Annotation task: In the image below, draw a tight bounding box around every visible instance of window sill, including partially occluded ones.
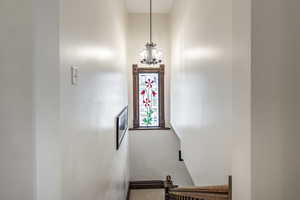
[129,127,171,131]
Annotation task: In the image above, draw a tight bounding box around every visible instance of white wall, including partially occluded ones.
[0,1,62,200]
[170,0,233,186]
[130,130,193,186]
[232,0,252,199]
[1,0,129,200]
[33,0,62,200]
[0,1,35,199]
[251,0,300,199]
[59,0,129,200]
[170,0,300,199]
[127,13,192,186]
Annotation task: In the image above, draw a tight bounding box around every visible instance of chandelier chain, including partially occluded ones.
[139,0,163,65]
[150,0,152,43]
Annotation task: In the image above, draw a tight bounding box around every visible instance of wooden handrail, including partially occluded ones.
[170,185,229,193]
[165,176,232,200]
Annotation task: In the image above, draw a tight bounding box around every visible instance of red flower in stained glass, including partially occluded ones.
[141,90,146,95]
[152,91,157,97]
[143,98,151,107]
[145,79,154,88]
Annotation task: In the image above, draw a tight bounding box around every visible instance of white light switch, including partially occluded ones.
[71,66,78,85]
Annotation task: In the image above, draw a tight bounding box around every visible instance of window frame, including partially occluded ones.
[132,64,167,130]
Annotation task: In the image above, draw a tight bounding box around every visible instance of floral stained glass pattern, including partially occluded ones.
[139,73,159,127]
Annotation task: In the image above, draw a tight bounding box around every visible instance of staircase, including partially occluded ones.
[165,176,232,200]
[128,176,232,200]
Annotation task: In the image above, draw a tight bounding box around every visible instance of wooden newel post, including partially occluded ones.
[229,176,232,200]
[164,175,176,200]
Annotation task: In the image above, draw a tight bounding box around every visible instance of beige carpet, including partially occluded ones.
[130,189,165,200]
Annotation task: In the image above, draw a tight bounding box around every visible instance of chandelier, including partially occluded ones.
[140,0,163,65]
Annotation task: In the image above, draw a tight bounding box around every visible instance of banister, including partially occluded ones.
[165,176,232,200]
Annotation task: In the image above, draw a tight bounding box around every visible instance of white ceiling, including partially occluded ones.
[126,0,174,13]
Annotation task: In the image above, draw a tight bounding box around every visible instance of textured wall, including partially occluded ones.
[170,0,233,186]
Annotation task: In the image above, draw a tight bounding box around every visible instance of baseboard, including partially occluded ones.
[126,180,165,200]
[129,180,165,190]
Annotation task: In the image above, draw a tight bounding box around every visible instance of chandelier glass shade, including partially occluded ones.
[140,42,163,65]
[139,0,163,66]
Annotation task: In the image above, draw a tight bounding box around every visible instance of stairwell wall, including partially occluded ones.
[0,1,36,199]
[232,0,252,199]
[251,0,300,199]
[170,0,233,186]
[0,0,130,200]
[59,0,130,200]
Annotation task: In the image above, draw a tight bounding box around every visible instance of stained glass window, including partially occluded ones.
[139,73,159,127]
[132,65,166,129]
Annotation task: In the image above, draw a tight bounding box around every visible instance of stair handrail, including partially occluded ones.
[165,175,232,200]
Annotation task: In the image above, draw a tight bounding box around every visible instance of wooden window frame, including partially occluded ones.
[131,64,168,130]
